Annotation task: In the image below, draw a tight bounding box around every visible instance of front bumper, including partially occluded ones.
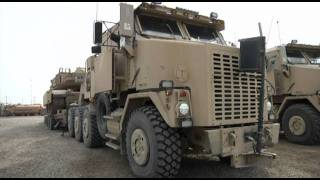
[191,123,280,167]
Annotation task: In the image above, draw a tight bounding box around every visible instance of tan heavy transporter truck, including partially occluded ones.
[43,67,85,130]
[67,2,280,177]
[266,42,320,145]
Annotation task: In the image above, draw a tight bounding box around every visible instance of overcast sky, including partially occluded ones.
[1,2,320,105]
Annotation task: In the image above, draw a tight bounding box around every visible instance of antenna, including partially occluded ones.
[96,2,99,21]
[277,21,282,45]
[258,22,263,37]
[30,78,32,104]
[266,17,274,46]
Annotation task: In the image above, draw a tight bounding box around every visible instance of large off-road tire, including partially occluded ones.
[282,103,320,145]
[96,94,111,140]
[48,116,55,130]
[68,108,75,138]
[44,115,48,127]
[125,106,182,178]
[82,107,104,148]
[74,108,83,142]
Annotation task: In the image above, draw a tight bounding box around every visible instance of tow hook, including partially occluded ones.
[245,135,257,153]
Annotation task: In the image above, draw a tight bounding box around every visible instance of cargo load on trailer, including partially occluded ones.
[43,67,85,130]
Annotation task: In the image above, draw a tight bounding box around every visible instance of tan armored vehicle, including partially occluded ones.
[266,42,320,145]
[67,2,280,177]
[43,67,85,130]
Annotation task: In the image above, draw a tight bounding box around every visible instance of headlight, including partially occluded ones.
[178,102,189,116]
[159,80,174,88]
[267,101,272,112]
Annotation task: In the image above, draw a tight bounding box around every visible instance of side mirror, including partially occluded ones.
[91,46,101,54]
[281,64,290,77]
[239,36,266,73]
[93,21,103,44]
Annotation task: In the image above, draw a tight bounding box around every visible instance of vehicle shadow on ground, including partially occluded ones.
[177,157,271,178]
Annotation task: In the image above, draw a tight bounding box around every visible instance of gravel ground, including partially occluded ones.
[0,116,319,178]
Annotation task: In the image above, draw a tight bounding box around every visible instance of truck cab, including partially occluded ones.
[69,2,280,178]
[266,42,320,144]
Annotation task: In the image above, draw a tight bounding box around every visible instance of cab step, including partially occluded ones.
[106,141,120,150]
[105,133,119,140]
[103,115,114,120]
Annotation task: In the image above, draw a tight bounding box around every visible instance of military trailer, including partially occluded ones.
[67,2,280,177]
[43,67,85,130]
[266,42,320,145]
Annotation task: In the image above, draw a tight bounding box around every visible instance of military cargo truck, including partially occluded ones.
[266,42,320,145]
[43,67,85,130]
[67,2,279,177]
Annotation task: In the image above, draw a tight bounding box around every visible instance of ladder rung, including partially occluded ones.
[103,115,113,120]
[106,141,120,150]
[111,97,120,101]
[105,133,119,140]
[115,76,126,80]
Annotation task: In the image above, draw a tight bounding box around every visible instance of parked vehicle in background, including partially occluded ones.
[266,42,320,145]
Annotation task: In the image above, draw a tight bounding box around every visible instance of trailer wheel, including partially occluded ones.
[282,104,320,145]
[125,106,182,178]
[68,108,75,138]
[74,108,83,142]
[44,115,48,127]
[96,93,111,139]
[48,116,55,130]
[82,107,104,148]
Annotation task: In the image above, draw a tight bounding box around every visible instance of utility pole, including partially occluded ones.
[30,78,32,104]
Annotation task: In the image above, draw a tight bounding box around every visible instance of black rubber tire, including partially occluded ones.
[44,115,48,127]
[282,103,320,145]
[96,94,111,140]
[125,106,182,178]
[68,108,75,138]
[74,108,83,142]
[48,116,55,130]
[82,107,104,148]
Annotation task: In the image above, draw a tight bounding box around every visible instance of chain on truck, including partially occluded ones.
[64,2,280,178]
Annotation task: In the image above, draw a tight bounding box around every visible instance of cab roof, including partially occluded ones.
[135,2,225,32]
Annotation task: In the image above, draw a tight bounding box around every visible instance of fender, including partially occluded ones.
[277,95,320,119]
[120,89,192,130]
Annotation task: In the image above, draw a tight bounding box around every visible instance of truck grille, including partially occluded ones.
[212,53,262,123]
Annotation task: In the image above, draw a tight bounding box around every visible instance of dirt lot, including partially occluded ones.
[0,116,319,178]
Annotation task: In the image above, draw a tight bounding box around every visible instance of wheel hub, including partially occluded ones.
[289,115,306,136]
[131,129,149,166]
[83,117,88,138]
[74,116,79,133]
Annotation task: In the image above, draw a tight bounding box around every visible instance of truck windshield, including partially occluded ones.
[287,50,320,64]
[185,23,221,44]
[287,51,308,64]
[305,51,320,64]
[138,15,182,39]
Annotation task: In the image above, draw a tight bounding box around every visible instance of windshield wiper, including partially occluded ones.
[300,51,312,64]
[166,24,175,38]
